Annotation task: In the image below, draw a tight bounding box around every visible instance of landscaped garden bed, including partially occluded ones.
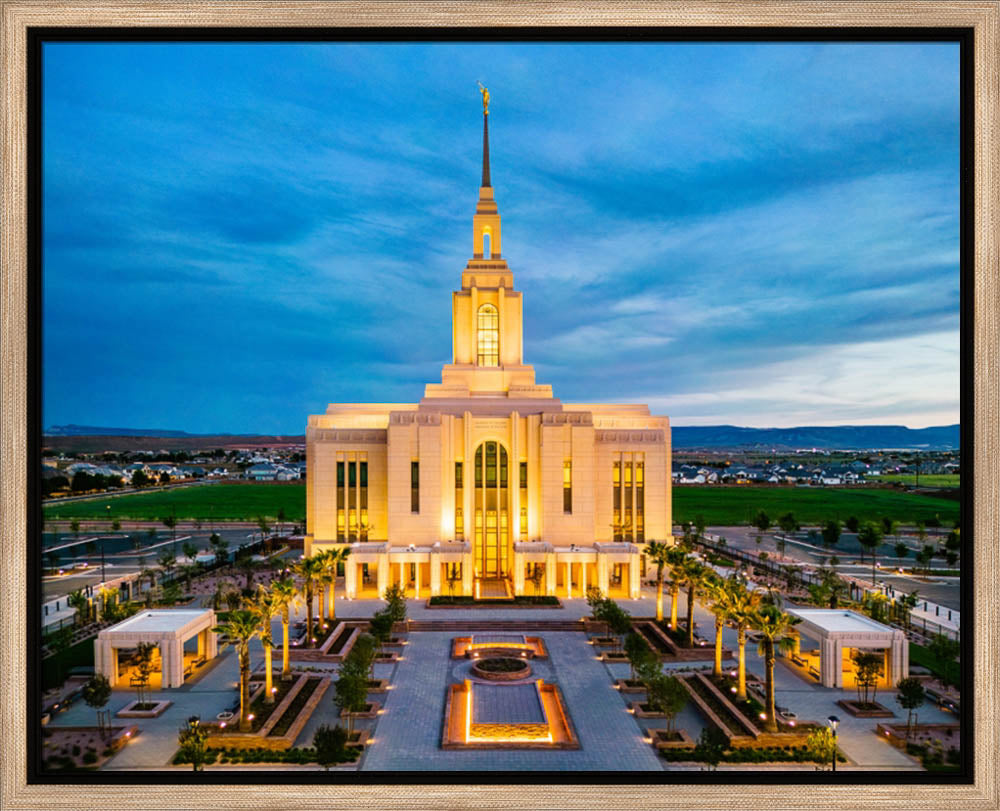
[41,725,136,771]
[339,700,380,720]
[172,745,359,767]
[628,701,665,719]
[269,677,324,736]
[837,698,894,718]
[659,745,845,765]
[366,679,390,693]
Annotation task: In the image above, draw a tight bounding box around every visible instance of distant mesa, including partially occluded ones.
[670,424,959,451]
[44,423,959,451]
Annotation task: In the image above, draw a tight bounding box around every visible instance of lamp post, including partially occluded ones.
[827,715,840,772]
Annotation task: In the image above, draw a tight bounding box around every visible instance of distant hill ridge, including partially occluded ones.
[670,424,959,450]
[45,423,959,450]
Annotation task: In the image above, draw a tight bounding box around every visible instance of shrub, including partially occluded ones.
[71,745,80,756]
[82,751,98,765]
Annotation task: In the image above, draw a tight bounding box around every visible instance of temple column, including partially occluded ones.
[581,561,588,595]
[414,563,421,598]
[345,559,357,599]
[565,561,572,599]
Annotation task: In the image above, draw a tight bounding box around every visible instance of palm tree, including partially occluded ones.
[705,577,741,677]
[182,541,198,563]
[322,547,350,621]
[211,608,261,731]
[67,589,89,627]
[680,558,711,648]
[251,587,280,704]
[665,549,689,631]
[157,550,177,586]
[292,554,325,648]
[730,583,763,700]
[269,576,298,682]
[645,541,673,623]
[749,605,802,732]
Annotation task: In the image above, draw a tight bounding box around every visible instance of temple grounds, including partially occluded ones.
[42,590,957,771]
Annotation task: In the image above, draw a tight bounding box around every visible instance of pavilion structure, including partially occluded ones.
[94,609,218,689]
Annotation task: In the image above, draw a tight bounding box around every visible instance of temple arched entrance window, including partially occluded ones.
[473,441,509,578]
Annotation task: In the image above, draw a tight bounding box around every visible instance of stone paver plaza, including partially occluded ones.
[43,589,957,771]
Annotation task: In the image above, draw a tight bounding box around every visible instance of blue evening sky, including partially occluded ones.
[43,42,960,434]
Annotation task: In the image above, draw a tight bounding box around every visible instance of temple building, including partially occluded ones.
[306,92,672,600]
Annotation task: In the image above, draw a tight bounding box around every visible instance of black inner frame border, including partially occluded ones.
[24,25,975,787]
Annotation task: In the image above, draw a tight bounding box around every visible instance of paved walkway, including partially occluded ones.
[361,631,663,771]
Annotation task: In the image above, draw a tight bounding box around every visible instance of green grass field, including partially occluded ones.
[865,474,960,488]
[671,486,959,526]
[43,483,307,522]
[44,482,960,528]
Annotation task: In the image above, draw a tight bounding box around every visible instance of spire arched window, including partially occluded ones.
[477,303,499,366]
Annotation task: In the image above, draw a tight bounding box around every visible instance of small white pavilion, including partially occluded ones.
[94,609,218,689]
[786,608,908,689]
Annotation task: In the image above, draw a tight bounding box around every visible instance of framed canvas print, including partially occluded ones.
[1,2,997,810]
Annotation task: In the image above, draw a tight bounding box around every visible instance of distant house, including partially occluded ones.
[247,463,278,481]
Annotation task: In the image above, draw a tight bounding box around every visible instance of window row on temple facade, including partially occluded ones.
[336,451,369,542]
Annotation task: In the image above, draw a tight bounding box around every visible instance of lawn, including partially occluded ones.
[672,486,959,526]
[865,474,960,488]
[44,482,960,527]
[43,483,306,522]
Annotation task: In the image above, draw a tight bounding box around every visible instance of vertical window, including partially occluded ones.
[359,459,368,540]
[411,461,420,513]
[520,506,528,536]
[483,231,491,259]
[455,462,463,489]
[636,458,644,542]
[455,461,464,538]
[563,460,572,514]
[519,461,527,489]
[477,304,499,366]
[455,507,464,537]
[336,459,345,541]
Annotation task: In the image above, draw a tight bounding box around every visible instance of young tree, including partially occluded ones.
[585,586,606,634]
[845,515,860,533]
[693,514,707,543]
[604,599,633,655]
[821,520,841,548]
[313,724,349,770]
[111,518,122,532]
[81,674,112,736]
[894,542,909,561]
[852,650,884,707]
[157,550,177,586]
[527,563,544,599]
[369,609,394,658]
[256,515,271,542]
[805,726,838,770]
[162,514,178,541]
[383,583,408,625]
[177,716,210,771]
[624,631,655,681]
[276,507,287,537]
[752,510,771,545]
[182,541,199,563]
[857,522,884,585]
[694,726,727,770]
[132,641,156,707]
[646,674,688,733]
[927,633,961,685]
[895,677,926,739]
[333,665,368,736]
[777,512,798,535]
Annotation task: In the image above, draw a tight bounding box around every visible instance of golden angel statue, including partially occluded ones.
[477,81,489,114]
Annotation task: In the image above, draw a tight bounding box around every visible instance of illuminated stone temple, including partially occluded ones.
[306,90,672,599]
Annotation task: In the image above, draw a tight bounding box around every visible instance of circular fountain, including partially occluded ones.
[471,656,532,682]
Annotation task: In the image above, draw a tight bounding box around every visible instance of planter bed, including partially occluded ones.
[601,652,628,662]
[836,699,894,718]
[324,624,356,656]
[374,652,398,663]
[680,674,753,739]
[345,729,372,749]
[650,729,695,749]
[589,636,618,647]
[366,679,390,693]
[269,677,324,736]
[340,700,380,720]
[614,679,647,694]
[41,725,136,772]
[116,699,172,718]
[629,701,665,719]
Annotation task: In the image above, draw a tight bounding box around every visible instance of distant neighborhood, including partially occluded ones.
[41,446,306,497]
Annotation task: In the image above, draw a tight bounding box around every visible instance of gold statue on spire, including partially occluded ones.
[477,81,489,115]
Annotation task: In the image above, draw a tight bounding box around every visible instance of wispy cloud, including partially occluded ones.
[42,41,960,433]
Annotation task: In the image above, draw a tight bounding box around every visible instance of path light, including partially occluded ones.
[247,714,255,721]
[759,712,767,721]
[730,687,737,694]
[827,715,840,773]
[219,722,226,728]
